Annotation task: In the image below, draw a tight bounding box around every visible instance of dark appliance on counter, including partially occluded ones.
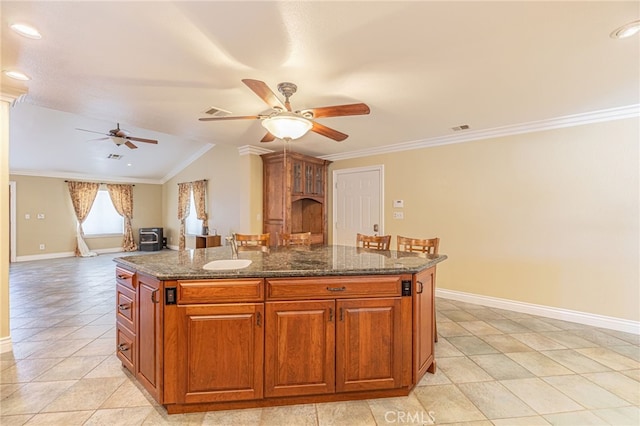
[139,227,163,251]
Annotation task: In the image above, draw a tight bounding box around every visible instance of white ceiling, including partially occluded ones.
[3,1,639,183]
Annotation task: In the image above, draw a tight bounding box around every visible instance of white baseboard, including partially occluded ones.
[436,288,640,335]
[15,247,124,262]
[0,336,12,354]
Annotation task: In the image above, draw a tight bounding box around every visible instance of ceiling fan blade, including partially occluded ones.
[311,122,348,142]
[260,132,276,143]
[199,115,262,122]
[242,79,286,110]
[86,137,110,142]
[304,103,370,119]
[127,136,158,144]
[76,128,108,136]
[124,141,138,149]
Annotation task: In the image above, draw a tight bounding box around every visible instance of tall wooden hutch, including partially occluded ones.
[261,151,330,245]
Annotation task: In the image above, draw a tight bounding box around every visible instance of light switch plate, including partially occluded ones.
[393,211,404,219]
[393,200,404,208]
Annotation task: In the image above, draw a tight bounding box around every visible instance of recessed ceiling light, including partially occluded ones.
[3,70,31,81]
[610,20,640,39]
[9,23,42,39]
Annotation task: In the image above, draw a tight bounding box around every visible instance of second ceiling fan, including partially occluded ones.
[199,79,370,142]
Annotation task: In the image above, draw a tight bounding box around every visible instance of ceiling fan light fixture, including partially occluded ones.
[110,136,126,146]
[610,20,640,38]
[3,70,31,81]
[261,113,312,140]
[9,23,42,39]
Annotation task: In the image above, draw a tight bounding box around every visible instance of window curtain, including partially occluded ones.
[177,182,191,250]
[67,181,100,257]
[192,179,208,232]
[106,184,137,252]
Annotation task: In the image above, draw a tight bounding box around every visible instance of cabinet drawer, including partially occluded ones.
[266,276,402,300]
[116,267,135,290]
[116,325,135,373]
[177,279,264,304]
[116,283,135,331]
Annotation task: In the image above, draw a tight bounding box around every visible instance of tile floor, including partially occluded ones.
[1,252,639,425]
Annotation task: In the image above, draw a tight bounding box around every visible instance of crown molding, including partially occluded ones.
[8,169,163,184]
[0,88,27,104]
[321,104,640,162]
[238,145,273,156]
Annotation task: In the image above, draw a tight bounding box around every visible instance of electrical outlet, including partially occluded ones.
[39,244,45,250]
[393,211,404,219]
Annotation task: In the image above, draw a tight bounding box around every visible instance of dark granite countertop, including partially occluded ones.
[114,245,447,280]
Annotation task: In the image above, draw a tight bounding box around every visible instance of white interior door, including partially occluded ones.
[333,166,383,246]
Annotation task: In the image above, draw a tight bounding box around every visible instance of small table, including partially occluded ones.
[194,235,221,249]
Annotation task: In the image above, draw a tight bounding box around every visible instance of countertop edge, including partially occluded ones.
[114,254,448,281]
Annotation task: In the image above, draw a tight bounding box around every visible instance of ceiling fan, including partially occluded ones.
[76,123,158,149]
[199,79,370,142]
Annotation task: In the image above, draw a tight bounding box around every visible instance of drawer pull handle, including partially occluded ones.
[118,343,129,352]
[329,308,333,322]
[417,281,424,294]
[118,304,130,311]
[117,275,128,280]
[327,286,346,292]
[256,312,262,327]
[151,289,159,304]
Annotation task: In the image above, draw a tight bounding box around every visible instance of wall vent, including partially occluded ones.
[205,106,232,116]
[452,124,470,131]
[107,154,123,160]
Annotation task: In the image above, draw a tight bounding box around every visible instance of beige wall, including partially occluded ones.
[162,144,261,248]
[9,175,162,257]
[1,99,11,340]
[329,118,639,322]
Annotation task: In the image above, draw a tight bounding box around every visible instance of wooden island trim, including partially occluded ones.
[115,264,438,414]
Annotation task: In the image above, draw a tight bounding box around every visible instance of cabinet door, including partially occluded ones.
[336,298,403,392]
[265,300,335,397]
[137,275,163,401]
[413,267,436,383]
[292,159,303,194]
[176,303,264,403]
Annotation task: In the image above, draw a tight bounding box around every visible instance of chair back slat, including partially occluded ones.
[356,233,391,250]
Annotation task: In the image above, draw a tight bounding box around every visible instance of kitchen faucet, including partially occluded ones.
[226,234,238,259]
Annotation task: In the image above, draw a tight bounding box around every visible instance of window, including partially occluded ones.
[185,189,201,235]
[83,189,124,236]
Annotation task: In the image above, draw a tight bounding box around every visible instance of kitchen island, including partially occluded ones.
[114,245,447,414]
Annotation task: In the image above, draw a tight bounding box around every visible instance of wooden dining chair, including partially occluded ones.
[397,235,440,254]
[397,235,440,342]
[356,233,391,250]
[234,233,270,247]
[278,232,312,247]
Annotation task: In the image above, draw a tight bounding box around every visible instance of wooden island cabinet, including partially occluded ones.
[114,245,445,414]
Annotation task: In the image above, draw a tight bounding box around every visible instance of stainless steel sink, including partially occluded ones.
[203,259,252,270]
